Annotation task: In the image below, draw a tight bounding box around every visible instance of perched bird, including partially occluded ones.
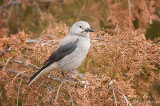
[28,21,94,86]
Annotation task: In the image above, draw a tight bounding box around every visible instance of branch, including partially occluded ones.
[7,0,14,23]
[33,0,42,15]
[112,88,118,106]
[17,78,23,106]
[2,57,13,71]
[26,39,39,43]
[12,59,41,70]
[108,80,132,106]
[66,84,74,106]
[55,81,65,103]
[127,0,132,28]
[92,38,104,41]
[5,68,29,78]
[0,46,13,56]
[0,1,18,9]
[117,90,132,106]
[4,68,78,85]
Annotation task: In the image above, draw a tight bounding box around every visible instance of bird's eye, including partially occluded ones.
[79,26,82,28]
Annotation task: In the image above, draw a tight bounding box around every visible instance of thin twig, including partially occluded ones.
[55,81,65,102]
[26,39,39,43]
[16,2,20,32]
[33,0,42,15]
[7,0,14,23]
[45,84,53,93]
[12,60,41,69]
[58,2,62,11]
[52,77,62,83]
[92,38,104,41]
[39,0,52,2]
[5,68,29,78]
[65,79,77,84]
[146,54,160,66]
[0,1,17,9]
[142,0,152,24]
[66,85,74,106]
[14,71,26,80]
[4,68,66,83]
[127,0,132,28]
[14,73,22,80]
[17,78,23,106]
[76,0,87,20]
[112,88,117,106]
[150,58,160,65]
[83,80,88,99]
[0,46,13,56]
[117,90,132,106]
[3,57,12,71]
[36,81,44,90]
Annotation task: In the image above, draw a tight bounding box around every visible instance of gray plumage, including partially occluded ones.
[28,21,94,86]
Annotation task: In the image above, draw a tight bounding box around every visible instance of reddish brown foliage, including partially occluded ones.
[0,23,160,105]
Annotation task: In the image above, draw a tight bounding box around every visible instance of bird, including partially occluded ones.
[27,21,94,86]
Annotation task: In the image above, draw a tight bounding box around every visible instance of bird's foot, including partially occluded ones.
[61,71,66,78]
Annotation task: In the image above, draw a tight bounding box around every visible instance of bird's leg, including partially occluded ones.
[66,70,75,79]
[61,71,65,78]
[69,70,75,74]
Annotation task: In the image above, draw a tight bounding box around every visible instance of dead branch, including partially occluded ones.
[66,84,74,106]
[7,0,14,23]
[55,81,65,103]
[0,46,13,56]
[127,0,132,28]
[14,71,27,80]
[2,57,13,71]
[108,80,132,106]
[36,81,44,90]
[45,83,53,93]
[33,0,42,15]
[92,38,104,41]
[112,88,118,106]
[17,78,23,106]
[5,68,29,78]
[0,1,18,9]
[117,90,132,106]
[12,59,41,70]
[4,68,79,85]
[16,3,20,32]
[0,0,62,10]
[26,39,39,43]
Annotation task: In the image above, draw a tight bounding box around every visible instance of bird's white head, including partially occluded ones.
[69,21,94,37]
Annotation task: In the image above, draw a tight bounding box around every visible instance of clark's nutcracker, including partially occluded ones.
[28,21,94,86]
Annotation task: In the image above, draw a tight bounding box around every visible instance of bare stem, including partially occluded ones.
[12,59,41,70]
[17,78,23,106]
[0,46,13,56]
[33,0,42,15]
[112,88,117,106]
[3,57,12,71]
[55,81,65,103]
[127,0,132,28]
[117,90,132,106]
[66,85,74,106]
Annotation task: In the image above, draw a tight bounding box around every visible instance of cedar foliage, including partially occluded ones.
[0,0,160,105]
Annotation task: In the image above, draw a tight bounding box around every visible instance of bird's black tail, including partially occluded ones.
[27,68,46,86]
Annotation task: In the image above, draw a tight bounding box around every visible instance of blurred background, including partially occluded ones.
[0,0,160,39]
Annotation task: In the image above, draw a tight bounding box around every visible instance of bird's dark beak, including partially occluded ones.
[84,28,94,32]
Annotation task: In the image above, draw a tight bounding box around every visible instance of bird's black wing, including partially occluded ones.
[28,39,79,85]
[43,39,79,68]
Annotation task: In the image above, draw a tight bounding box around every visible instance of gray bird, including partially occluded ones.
[28,21,94,86]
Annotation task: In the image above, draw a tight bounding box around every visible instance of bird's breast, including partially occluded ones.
[57,37,90,71]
